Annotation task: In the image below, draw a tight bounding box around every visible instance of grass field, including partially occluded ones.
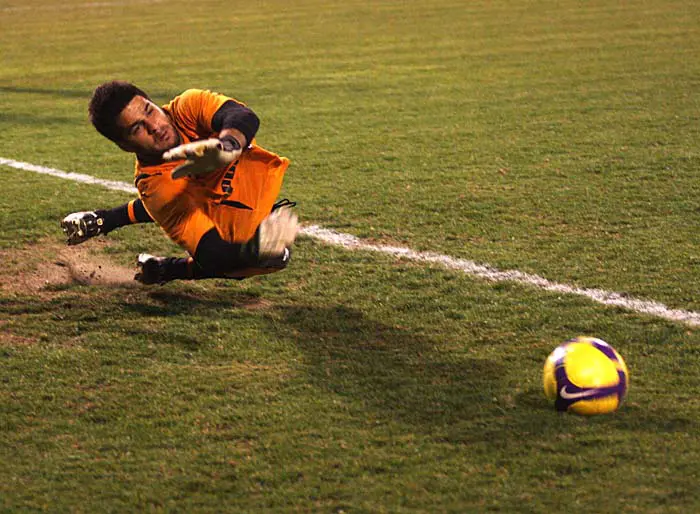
[1,0,699,512]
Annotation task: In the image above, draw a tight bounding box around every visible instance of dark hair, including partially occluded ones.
[88,80,150,142]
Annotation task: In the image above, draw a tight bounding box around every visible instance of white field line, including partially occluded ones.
[0,158,137,194]
[303,225,700,328]
[3,156,699,328]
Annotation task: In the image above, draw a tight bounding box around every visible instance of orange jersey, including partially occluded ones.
[133,89,289,256]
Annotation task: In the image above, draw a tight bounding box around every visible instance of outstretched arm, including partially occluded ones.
[61,198,153,245]
[164,100,261,179]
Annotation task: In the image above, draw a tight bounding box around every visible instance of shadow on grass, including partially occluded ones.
[274,304,507,429]
[270,304,700,444]
[2,285,250,316]
[134,288,266,314]
[1,285,267,352]
[516,388,699,437]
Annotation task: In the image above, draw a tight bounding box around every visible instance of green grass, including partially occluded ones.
[1,0,700,512]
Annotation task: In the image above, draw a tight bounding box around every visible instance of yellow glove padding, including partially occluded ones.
[164,138,242,179]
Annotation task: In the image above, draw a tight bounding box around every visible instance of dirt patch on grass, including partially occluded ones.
[0,239,275,312]
[0,240,136,295]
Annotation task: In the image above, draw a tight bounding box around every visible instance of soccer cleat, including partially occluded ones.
[134,253,170,285]
[61,211,105,245]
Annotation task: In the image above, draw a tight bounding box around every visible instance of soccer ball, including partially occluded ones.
[543,336,629,415]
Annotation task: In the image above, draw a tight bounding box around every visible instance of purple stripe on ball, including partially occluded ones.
[591,339,619,362]
[617,369,628,398]
[554,361,571,412]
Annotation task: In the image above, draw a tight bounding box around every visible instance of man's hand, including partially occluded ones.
[61,211,104,245]
[258,206,299,257]
[164,137,242,179]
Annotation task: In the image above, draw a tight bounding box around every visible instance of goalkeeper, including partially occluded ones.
[61,80,298,285]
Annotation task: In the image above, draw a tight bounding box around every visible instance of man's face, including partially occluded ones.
[116,95,180,156]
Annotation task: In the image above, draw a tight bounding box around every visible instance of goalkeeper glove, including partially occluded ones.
[164,135,242,179]
[61,211,105,245]
[258,206,299,258]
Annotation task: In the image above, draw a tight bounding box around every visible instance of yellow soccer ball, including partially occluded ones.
[543,336,629,415]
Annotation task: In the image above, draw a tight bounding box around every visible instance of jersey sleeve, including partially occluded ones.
[164,89,233,140]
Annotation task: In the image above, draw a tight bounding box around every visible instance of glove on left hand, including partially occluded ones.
[61,211,104,245]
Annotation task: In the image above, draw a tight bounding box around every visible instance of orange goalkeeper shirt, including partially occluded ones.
[133,89,289,256]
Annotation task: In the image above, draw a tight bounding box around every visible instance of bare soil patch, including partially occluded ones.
[0,240,135,295]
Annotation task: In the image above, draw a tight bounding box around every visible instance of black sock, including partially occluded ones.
[163,258,195,281]
[97,200,153,234]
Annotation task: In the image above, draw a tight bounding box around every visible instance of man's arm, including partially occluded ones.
[61,198,153,245]
[164,100,261,179]
[211,100,260,148]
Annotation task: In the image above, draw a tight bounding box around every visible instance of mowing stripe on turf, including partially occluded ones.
[1,0,165,13]
[2,156,699,328]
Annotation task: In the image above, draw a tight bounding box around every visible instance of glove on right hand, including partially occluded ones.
[164,138,242,179]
